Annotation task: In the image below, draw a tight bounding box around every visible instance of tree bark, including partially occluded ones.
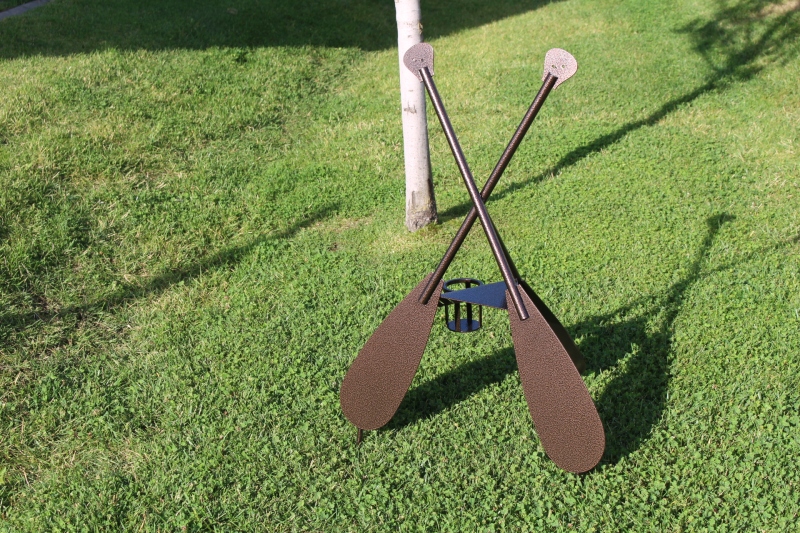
[395,0,437,232]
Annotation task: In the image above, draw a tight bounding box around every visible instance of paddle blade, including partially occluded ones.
[340,274,443,430]
[519,280,586,373]
[507,287,605,473]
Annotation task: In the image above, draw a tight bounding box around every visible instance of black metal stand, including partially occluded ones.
[441,278,483,332]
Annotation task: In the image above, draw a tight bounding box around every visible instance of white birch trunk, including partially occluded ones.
[395,0,437,231]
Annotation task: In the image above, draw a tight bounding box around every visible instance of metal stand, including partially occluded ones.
[441,278,483,332]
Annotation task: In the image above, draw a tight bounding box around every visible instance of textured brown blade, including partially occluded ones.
[519,280,586,373]
[340,274,443,430]
[507,286,605,473]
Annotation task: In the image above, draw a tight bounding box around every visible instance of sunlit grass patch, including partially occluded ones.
[1,0,799,530]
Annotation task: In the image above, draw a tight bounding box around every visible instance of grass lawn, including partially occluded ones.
[1,0,799,530]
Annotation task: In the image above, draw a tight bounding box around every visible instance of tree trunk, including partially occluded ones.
[395,0,437,232]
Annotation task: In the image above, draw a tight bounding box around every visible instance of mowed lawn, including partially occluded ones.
[1,0,799,530]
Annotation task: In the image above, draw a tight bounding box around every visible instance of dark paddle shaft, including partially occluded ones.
[419,73,557,305]
[418,66,530,320]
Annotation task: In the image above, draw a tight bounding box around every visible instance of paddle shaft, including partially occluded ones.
[419,66,529,320]
[419,73,557,305]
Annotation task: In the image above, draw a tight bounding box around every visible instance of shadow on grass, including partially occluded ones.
[0,0,558,59]
[387,346,518,431]
[584,213,734,463]
[388,213,733,464]
[0,203,338,342]
[437,0,800,223]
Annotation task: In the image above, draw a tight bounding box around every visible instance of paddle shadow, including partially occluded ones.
[388,213,733,464]
[583,213,734,463]
[387,345,518,430]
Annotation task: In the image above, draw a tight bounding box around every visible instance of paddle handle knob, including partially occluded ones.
[403,42,434,81]
[543,48,577,89]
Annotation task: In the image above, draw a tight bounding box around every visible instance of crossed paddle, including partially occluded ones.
[340,44,604,473]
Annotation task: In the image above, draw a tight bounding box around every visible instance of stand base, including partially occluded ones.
[441,278,484,333]
[446,318,481,332]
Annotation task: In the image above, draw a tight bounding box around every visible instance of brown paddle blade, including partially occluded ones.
[340,274,444,430]
[519,280,586,374]
[507,286,605,473]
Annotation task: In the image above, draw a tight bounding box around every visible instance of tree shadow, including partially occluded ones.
[387,213,733,464]
[437,0,800,223]
[0,203,338,346]
[0,0,559,59]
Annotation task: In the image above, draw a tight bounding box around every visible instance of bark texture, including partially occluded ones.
[395,0,437,231]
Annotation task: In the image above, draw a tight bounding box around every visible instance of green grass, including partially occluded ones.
[1,0,799,530]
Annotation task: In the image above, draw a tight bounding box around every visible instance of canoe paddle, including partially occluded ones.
[340,48,568,433]
[410,43,605,473]
[340,45,604,472]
